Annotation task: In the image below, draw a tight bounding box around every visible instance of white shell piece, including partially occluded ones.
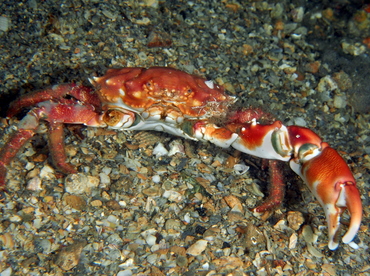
[289,233,298,249]
[27,177,42,191]
[233,164,249,175]
[152,175,161,183]
[0,267,12,276]
[307,243,324,258]
[168,140,185,156]
[152,143,168,157]
[186,239,208,256]
[204,80,214,89]
[163,190,183,202]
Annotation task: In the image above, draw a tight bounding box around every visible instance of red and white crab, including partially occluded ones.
[0,67,362,250]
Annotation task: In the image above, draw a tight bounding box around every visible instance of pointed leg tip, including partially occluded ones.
[342,228,359,245]
[328,240,339,250]
[347,241,359,250]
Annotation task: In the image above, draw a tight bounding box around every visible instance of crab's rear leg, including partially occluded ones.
[253,159,285,212]
[226,109,286,211]
[0,102,104,187]
[48,123,77,174]
[7,84,100,117]
[0,128,36,188]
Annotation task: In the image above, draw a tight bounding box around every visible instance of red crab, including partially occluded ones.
[0,67,362,250]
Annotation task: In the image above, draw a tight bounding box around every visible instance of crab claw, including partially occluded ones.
[290,143,362,250]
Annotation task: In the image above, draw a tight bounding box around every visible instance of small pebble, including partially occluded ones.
[146,253,158,264]
[99,172,110,186]
[289,233,298,249]
[152,175,161,183]
[65,174,99,195]
[117,270,133,276]
[287,211,305,230]
[163,190,183,202]
[223,195,243,213]
[0,233,14,249]
[0,16,9,32]
[165,219,181,231]
[91,199,103,207]
[0,267,12,276]
[333,95,347,109]
[39,165,55,180]
[64,195,87,210]
[186,239,208,256]
[26,177,42,191]
[55,241,86,271]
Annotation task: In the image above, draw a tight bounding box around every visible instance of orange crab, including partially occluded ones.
[0,67,362,250]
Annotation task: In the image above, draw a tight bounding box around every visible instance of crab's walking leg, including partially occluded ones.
[0,129,36,188]
[0,102,104,187]
[48,123,77,174]
[0,113,40,188]
[253,159,285,212]
[7,84,100,117]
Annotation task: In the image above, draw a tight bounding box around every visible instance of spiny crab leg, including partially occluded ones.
[0,127,36,188]
[7,84,100,117]
[48,122,77,174]
[0,85,104,187]
[254,159,285,213]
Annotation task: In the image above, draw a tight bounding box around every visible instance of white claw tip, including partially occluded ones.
[342,224,360,244]
[347,241,359,250]
[328,240,339,251]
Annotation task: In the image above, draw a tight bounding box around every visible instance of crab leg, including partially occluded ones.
[0,102,103,187]
[7,84,100,117]
[48,123,77,174]
[254,159,285,212]
[193,120,362,249]
[0,128,36,188]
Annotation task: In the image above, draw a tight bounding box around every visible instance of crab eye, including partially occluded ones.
[146,82,151,87]
[185,88,192,95]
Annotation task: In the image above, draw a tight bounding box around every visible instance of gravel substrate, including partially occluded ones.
[0,1,369,275]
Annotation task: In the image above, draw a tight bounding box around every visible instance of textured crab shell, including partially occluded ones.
[91,67,236,119]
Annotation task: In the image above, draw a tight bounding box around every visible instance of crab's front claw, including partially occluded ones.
[290,143,362,250]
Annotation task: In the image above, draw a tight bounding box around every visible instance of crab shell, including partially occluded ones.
[91,67,236,122]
